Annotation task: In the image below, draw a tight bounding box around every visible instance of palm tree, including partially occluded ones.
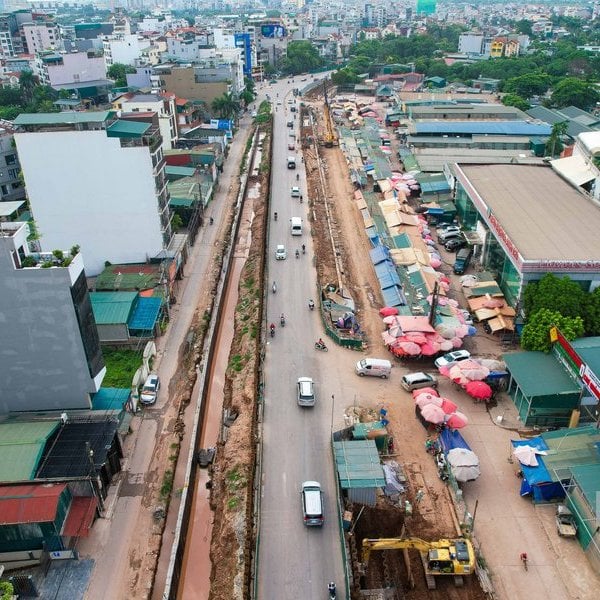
[211,93,241,120]
[19,70,38,105]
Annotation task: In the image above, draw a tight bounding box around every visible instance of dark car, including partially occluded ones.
[444,238,466,252]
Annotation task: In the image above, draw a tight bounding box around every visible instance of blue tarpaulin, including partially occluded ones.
[511,438,566,502]
[375,262,401,289]
[370,245,391,265]
[439,429,471,454]
[382,286,405,308]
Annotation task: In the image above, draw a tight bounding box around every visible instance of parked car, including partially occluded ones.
[459,309,474,326]
[140,374,160,405]
[287,121,294,128]
[556,505,578,538]
[437,223,460,233]
[288,142,295,150]
[276,244,287,260]
[401,372,438,391]
[439,229,462,243]
[434,350,471,368]
[444,238,466,252]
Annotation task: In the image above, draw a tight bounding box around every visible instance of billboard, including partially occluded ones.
[210,119,232,131]
[261,24,286,39]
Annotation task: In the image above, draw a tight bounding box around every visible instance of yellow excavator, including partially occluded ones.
[362,537,475,590]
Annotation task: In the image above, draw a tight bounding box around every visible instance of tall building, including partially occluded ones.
[0,221,105,413]
[13,111,172,276]
[416,0,437,16]
[0,121,25,204]
[22,21,61,54]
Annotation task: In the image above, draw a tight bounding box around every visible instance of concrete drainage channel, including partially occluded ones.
[161,128,259,600]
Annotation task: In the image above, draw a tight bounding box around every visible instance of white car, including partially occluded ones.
[291,186,301,197]
[434,350,471,369]
[460,309,474,326]
[275,244,287,260]
[297,377,315,406]
[140,374,160,405]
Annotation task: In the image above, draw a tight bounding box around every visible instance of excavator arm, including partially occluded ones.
[362,537,433,564]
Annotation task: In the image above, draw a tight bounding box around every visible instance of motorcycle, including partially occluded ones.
[315,341,328,352]
[280,313,285,326]
[295,249,300,258]
[274,212,278,221]
[272,281,277,294]
[270,324,275,338]
[308,299,315,311]
[296,173,299,181]
[328,582,336,599]
[302,244,306,254]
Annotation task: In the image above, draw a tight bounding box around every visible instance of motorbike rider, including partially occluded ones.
[302,244,305,254]
[270,322,275,331]
[280,313,285,324]
[317,338,325,347]
[296,173,299,181]
[295,249,299,258]
[274,211,278,221]
[308,299,315,310]
[328,582,336,597]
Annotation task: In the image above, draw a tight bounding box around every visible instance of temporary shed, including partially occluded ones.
[503,352,580,427]
[333,440,385,507]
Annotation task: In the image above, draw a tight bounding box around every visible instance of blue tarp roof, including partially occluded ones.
[511,438,552,485]
[128,296,162,331]
[382,285,405,308]
[440,429,472,454]
[370,245,391,265]
[414,121,552,136]
[375,263,401,289]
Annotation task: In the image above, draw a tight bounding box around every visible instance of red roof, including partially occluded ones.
[62,496,97,537]
[175,97,189,106]
[0,483,66,525]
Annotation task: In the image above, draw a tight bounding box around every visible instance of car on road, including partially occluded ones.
[434,349,471,369]
[275,244,287,260]
[140,374,160,405]
[297,376,315,406]
[444,237,466,252]
[288,142,295,150]
[291,186,301,197]
[301,481,324,526]
[287,120,293,128]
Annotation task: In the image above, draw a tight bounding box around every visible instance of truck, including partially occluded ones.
[287,155,296,169]
[453,247,473,275]
[556,504,578,538]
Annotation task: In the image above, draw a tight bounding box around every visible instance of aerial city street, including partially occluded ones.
[0,1,600,600]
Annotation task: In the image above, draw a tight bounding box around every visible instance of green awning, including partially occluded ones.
[170,197,195,208]
[106,120,151,138]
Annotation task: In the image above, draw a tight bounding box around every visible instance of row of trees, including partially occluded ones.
[520,274,600,352]
[332,29,600,110]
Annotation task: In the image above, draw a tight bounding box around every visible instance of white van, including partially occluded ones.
[301,481,324,526]
[355,358,392,379]
[290,216,302,236]
[400,371,438,392]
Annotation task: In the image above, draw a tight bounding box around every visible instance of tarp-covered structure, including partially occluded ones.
[333,439,385,507]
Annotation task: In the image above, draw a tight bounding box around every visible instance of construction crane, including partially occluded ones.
[361,537,475,590]
[322,81,337,148]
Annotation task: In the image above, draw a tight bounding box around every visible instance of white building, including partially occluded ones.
[36,51,107,87]
[22,22,61,54]
[114,92,178,151]
[13,111,172,276]
[458,33,485,55]
[103,34,142,67]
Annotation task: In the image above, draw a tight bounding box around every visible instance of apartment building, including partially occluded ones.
[22,21,61,54]
[13,111,172,276]
[0,120,25,203]
[102,33,142,67]
[0,221,105,412]
[35,50,107,87]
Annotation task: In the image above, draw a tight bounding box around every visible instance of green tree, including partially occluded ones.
[19,69,38,104]
[211,92,240,119]
[280,40,323,75]
[550,77,600,110]
[331,68,361,85]
[239,89,254,106]
[503,73,551,99]
[0,581,14,600]
[501,93,530,111]
[521,309,584,352]
[581,287,600,336]
[107,63,136,87]
[545,121,569,157]
[523,274,585,318]
[515,19,533,36]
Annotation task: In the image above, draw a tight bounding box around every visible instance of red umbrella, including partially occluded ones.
[415,393,442,409]
[420,403,446,424]
[412,387,439,399]
[445,411,469,429]
[440,398,458,414]
[465,380,493,401]
[380,307,399,317]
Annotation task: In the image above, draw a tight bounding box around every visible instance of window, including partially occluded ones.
[1,184,8,195]
[8,168,19,179]
[5,153,16,165]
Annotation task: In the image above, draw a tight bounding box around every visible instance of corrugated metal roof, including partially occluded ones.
[62,495,97,537]
[91,387,130,411]
[165,165,196,177]
[13,111,112,126]
[414,121,552,136]
[90,292,137,325]
[128,296,162,330]
[502,351,579,396]
[0,483,66,524]
[0,421,59,482]
[333,440,385,489]
[106,119,151,138]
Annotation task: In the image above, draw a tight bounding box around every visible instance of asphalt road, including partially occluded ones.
[256,77,346,599]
